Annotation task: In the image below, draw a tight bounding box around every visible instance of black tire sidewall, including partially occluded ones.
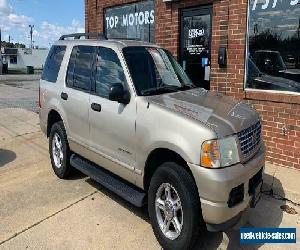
[148,162,201,250]
[49,121,71,178]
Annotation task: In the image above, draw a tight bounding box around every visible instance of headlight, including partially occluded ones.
[200,136,240,168]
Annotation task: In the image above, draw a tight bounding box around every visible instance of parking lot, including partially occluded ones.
[0,75,299,249]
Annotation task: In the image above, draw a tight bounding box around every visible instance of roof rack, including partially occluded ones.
[59,33,106,41]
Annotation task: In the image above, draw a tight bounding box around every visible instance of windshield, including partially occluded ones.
[123,47,193,96]
[254,51,287,71]
[248,58,262,77]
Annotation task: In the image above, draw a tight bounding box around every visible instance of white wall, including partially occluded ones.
[8,48,49,70]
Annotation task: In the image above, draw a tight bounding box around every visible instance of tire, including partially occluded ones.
[148,162,202,250]
[49,121,72,179]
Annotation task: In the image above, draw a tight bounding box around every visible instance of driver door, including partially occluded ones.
[88,46,136,182]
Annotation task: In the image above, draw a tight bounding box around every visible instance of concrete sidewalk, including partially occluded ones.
[0,108,299,249]
[0,74,41,81]
[264,162,300,204]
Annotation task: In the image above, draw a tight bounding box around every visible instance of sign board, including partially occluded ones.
[105,0,155,42]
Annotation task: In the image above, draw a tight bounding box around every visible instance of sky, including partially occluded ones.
[0,0,84,48]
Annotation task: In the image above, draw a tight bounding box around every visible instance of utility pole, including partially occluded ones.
[0,28,2,53]
[29,25,34,49]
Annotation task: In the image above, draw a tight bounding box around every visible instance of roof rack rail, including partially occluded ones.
[59,33,106,40]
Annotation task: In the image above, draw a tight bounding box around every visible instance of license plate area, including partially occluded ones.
[249,168,263,208]
[250,181,262,208]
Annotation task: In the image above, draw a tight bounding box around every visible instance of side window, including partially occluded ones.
[95,47,126,98]
[66,47,77,87]
[42,45,66,83]
[66,46,95,91]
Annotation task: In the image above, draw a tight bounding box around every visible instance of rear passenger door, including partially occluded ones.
[89,47,136,181]
[62,45,95,147]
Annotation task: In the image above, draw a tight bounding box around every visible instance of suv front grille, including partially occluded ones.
[237,121,262,157]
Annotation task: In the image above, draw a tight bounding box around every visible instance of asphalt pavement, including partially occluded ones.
[0,74,40,113]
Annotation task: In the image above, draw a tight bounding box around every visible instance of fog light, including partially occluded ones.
[228,184,244,208]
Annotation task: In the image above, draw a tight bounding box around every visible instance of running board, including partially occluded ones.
[70,154,146,207]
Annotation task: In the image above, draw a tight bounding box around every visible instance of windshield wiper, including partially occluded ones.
[141,85,182,96]
[178,84,195,90]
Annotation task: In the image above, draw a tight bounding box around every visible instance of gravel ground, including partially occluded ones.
[0,75,40,113]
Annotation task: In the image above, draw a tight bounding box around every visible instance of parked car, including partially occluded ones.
[253,50,300,83]
[247,58,300,92]
[39,33,264,249]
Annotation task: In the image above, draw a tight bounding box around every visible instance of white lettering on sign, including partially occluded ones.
[252,0,299,11]
[188,29,205,39]
[106,10,155,29]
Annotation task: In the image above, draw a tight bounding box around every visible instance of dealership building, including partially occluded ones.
[85,0,300,169]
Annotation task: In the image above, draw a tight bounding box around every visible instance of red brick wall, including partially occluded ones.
[85,0,300,170]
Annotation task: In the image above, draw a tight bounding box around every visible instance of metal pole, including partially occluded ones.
[29,25,34,49]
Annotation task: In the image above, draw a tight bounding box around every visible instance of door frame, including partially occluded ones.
[179,5,213,67]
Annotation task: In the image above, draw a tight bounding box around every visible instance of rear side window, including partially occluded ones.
[42,45,66,83]
[66,46,95,91]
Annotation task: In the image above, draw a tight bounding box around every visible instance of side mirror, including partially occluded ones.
[108,83,130,105]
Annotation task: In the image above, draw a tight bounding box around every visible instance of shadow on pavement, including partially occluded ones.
[84,171,285,250]
[86,178,150,222]
[0,149,16,167]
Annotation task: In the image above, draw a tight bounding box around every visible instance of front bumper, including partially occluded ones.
[189,146,265,228]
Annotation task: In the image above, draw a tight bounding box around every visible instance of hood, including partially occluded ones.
[255,74,300,92]
[148,88,260,137]
[280,68,300,75]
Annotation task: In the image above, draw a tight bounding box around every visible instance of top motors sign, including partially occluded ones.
[104,0,155,42]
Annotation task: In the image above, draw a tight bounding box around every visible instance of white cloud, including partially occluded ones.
[0,0,33,32]
[36,19,84,46]
[0,0,84,48]
[0,0,12,15]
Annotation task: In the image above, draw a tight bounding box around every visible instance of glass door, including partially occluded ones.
[181,6,212,90]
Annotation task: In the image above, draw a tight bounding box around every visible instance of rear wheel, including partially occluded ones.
[49,121,72,179]
[148,162,202,250]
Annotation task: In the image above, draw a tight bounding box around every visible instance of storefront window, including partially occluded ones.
[104,0,155,43]
[246,0,300,93]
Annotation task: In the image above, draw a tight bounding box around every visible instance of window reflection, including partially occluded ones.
[105,0,155,43]
[247,0,300,92]
[95,48,126,98]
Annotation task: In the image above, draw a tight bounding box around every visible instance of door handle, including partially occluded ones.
[61,92,68,101]
[91,103,101,112]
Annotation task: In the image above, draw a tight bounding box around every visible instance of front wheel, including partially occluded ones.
[148,162,202,250]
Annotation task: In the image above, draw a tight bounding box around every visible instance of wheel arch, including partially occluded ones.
[143,147,197,193]
[47,109,63,137]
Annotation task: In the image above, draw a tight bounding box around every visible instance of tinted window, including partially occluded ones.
[42,45,66,83]
[123,47,193,95]
[246,0,300,93]
[95,47,126,98]
[66,47,77,87]
[123,47,156,95]
[66,46,95,91]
